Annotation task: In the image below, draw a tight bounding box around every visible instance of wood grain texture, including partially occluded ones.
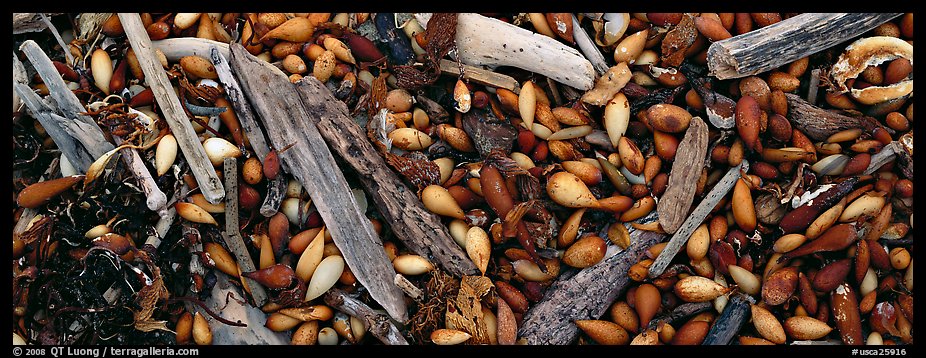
[785,93,887,141]
[438,59,520,94]
[223,157,268,306]
[648,161,749,279]
[324,289,409,345]
[708,13,902,80]
[292,78,479,278]
[657,117,709,234]
[701,293,754,345]
[228,43,408,322]
[210,46,270,160]
[518,213,666,345]
[120,13,225,204]
[416,13,595,90]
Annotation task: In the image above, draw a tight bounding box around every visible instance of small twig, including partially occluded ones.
[807,68,822,105]
[223,157,268,306]
[38,13,75,66]
[324,289,409,345]
[864,141,901,175]
[259,176,287,217]
[701,293,754,345]
[438,59,521,94]
[572,14,609,76]
[394,274,424,302]
[167,296,248,327]
[112,135,169,217]
[649,161,749,278]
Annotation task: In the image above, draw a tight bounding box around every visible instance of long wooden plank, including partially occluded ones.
[119,13,225,204]
[227,43,408,323]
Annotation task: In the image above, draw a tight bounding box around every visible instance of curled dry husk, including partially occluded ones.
[830,36,914,105]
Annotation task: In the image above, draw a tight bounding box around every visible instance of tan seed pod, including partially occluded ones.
[261,17,316,42]
[552,106,589,126]
[175,311,194,344]
[91,49,113,94]
[674,275,734,302]
[202,137,242,166]
[751,304,786,344]
[431,329,472,345]
[282,54,307,74]
[393,254,434,276]
[17,175,84,209]
[738,336,775,345]
[686,224,710,260]
[635,283,661,329]
[630,329,660,345]
[784,316,833,340]
[496,299,517,345]
[192,312,213,345]
[304,255,344,301]
[670,319,710,345]
[437,124,475,153]
[278,305,334,322]
[585,64,632,107]
[613,29,648,64]
[732,178,756,231]
[576,320,630,345]
[609,301,639,334]
[466,226,491,275]
[265,312,303,332]
[839,194,885,222]
[155,134,177,177]
[176,202,217,225]
[728,264,761,295]
[204,242,238,277]
[317,327,339,345]
[453,79,471,113]
[519,81,537,128]
[547,172,601,208]
[388,127,432,150]
[313,50,336,82]
[558,208,586,247]
[179,55,218,80]
[295,230,325,281]
[189,193,225,214]
[421,185,466,219]
[806,197,847,239]
[512,259,559,282]
[563,235,607,268]
[323,37,356,65]
[617,137,644,175]
[292,320,319,345]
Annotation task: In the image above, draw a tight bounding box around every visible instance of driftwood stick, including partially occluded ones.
[13,13,51,34]
[324,289,409,345]
[438,59,520,94]
[120,13,225,204]
[807,69,822,105]
[112,135,169,216]
[210,46,270,160]
[38,13,74,65]
[572,14,609,76]
[416,13,595,90]
[394,274,424,302]
[151,38,230,63]
[191,272,290,345]
[647,302,713,331]
[785,93,886,141]
[224,157,268,306]
[864,142,901,175]
[259,175,286,218]
[649,161,749,279]
[229,43,408,322]
[708,13,902,80]
[656,117,708,234]
[143,206,175,249]
[701,293,754,345]
[292,78,479,278]
[15,84,96,172]
[20,40,114,160]
[518,213,666,345]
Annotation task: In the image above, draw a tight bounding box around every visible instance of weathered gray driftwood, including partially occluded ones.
[324,289,409,345]
[438,59,521,94]
[228,43,408,322]
[785,93,887,142]
[293,78,479,278]
[120,13,225,204]
[518,213,666,344]
[416,13,595,90]
[152,38,230,63]
[656,117,709,234]
[112,135,168,216]
[702,293,754,345]
[223,157,268,306]
[15,84,95,172]
[572,14,609,76]
[708,13,903,80]
[649,161,749,279]
[209,46,270,160]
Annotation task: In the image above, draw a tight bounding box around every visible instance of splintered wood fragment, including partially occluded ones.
[223,157,268,306]
[151,38,230,63]
[416,13,595,90]
[707,13,902,80]
[785,93,887,141]
[864,141,901,175]
[702,293,754,345]
[292,78,479,278]
[518,213,666,345]
[228,43,408,322]
[649,161,749,279]
[259,175,286,217]
[120,13,225,204]
[113,135,168,216]
[657,117,708,234]
[394,274,424,302]
[439,59,520,94]
[807,69,822,105]
[13,13,51,34]
[19,40,115,167]
[572,14,609,76]
[143,206,175,249]
[324,289,409,345]
[210,46,270,160]
[14,84,95,172]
